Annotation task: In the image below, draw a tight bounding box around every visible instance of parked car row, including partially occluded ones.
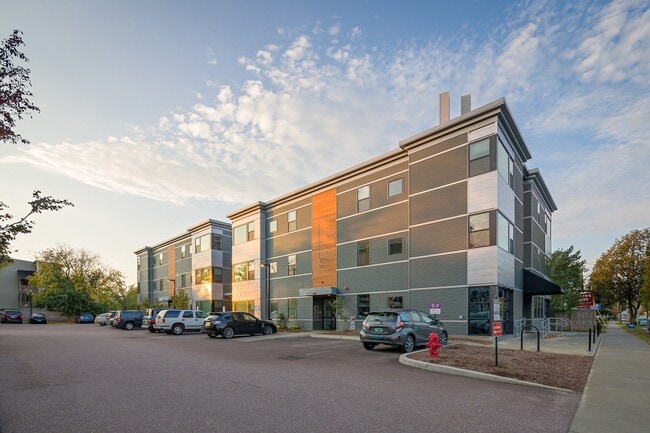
[0,310,48,324]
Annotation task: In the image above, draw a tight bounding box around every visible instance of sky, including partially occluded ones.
[1,0,648,286]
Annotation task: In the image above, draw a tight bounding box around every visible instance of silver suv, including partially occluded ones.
[154,309,208,335]
[359,308,448,353]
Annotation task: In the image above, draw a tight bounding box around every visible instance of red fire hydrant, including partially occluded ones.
[426,332,442,360]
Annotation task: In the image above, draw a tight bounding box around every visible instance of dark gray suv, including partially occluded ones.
[359,308,448,353]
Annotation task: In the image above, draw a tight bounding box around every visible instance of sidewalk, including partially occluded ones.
[569,322,650,433]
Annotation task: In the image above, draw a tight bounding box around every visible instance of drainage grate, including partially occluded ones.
[278,355,304,361]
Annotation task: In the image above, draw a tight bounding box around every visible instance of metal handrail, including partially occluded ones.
[514,318,527,337]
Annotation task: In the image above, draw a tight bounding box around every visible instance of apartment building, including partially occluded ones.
[134,219,232,312]
[228,94,560,335]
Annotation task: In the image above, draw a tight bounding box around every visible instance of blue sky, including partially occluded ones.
[1,0,648,285]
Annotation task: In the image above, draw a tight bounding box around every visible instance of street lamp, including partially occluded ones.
[259,263,271,320]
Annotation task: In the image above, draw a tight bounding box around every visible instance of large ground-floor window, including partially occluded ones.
[469,286,490,335]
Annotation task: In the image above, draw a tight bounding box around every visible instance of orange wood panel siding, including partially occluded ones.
[167,246,176,296]
[311,189,337,287]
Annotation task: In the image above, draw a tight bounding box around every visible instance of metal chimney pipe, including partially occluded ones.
[461,94,471,115]
[439,92,450,124]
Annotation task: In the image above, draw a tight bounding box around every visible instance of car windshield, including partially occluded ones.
[366,312,398,323]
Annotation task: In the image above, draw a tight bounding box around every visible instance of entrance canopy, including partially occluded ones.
[523,270,563,295]
[299,286,338,297]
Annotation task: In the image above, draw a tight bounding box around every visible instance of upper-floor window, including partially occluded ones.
[497,213,514,254]
[234,223,254,245]
[269,219,277,234]
[469,138,491,177]
[269,261,278,274]
[357,240,370,266]
[469,212,491,248]
[288,210,297,232]
[195,267,223,284]
[195,234,221,253]
[288,255,297,275]
[388,178,403,197]
[157,253,165,266]
[388,237,403,255]
[234,261,255,282]
[213,235,223,250]
[357,186,370,212]
[497,139,514,187]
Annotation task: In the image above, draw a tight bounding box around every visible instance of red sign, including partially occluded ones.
[578,292,595,309]
[492,321,502,337]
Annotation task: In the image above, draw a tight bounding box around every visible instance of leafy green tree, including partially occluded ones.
[549,246,587,314]
[589,228,649,323]
[170,289,189,309]
[30,244,126,315]
[1,29,39,145]
[116,285,139,310]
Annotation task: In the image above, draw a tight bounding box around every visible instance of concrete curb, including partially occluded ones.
[399,350,573,392]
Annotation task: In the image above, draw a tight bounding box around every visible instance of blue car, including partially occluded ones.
[75,313,94,323]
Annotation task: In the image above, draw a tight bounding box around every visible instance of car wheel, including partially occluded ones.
[222,326,234,339]
[124,322,134,330]
[401,334,415,353]
[148,327,157,333]
[171,324,184,335]
[439,331,448,346]
[363,342,376,350]
[262,326,273,336]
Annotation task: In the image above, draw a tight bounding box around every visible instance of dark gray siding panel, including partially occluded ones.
[410,217,467,257]
[335,161,409,194]
[515,260,523,290]
[514,229,523,261]
[410,147,468,194]
[175,258,191,274]
[267,229,312,258]
[338,233,409,268]
[409,133,468,164]
[410,182,467,226]
[271,275,313,298]
[337,190,357,218]
[409,288,468,322]
[268,251,312,278]
[268,204,312,237]
[267,197,312,219]
[338,262,409,293]
[337,202,408,243]
[410,252,467,288]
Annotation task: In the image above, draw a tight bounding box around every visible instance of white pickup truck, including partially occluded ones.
[154,309,208,335]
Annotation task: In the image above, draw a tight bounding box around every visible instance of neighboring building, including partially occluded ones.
[227,94,561,335]
[0,258,37,310]
[134,219,232,312]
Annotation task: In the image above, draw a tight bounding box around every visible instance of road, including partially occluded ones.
[0,325,581,433]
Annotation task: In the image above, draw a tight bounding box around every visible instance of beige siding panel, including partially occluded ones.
[467,246,497,286]
[468,171,497,214]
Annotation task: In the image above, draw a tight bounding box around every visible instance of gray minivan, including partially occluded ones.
[359,308,448,353]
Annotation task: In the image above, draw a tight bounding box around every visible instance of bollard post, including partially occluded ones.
[593,326,596,343]
[588,328,592,352]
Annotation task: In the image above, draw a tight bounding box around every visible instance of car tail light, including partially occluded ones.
[395,317,403,330]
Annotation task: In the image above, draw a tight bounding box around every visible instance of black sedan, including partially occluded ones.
[29,313,47,324]
[201,311,277,339]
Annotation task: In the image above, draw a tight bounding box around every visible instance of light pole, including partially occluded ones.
[259,263,271,320]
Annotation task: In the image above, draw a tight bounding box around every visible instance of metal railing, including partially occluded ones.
[514,318,527,337]
[548,317,571,335]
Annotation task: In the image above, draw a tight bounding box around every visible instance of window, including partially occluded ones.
[388,237,403,255]
[195,267,222,284]
[183,310,193,318]
[247,222,255,241]
[234,262,255,282]
[212,235,223,250]
[288,298,297,319]
[288,255,296,275]
[387,296,403,309]
[357,186,370,212]
[180,273,190,288]
[234,224,247,245]
[234,301,255,315]
[288,211,297,232]
[469,287,490,335]
[497,213,514,253]
[269,219,277,234]
[270,261,278,274]
[357,240,369,266]
[180,244,189,259]
[195,234,220,253]
[469,138,491,177]
[137,257,141,270]
[497,139,514,187]
[357,294,369,319]
[388,178,403,197]
[469,212,491,248]
[158,279,164,291]
[158,253,164,266]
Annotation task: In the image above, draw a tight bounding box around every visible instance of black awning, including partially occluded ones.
[523,269,563,295]
[17,270,35,279]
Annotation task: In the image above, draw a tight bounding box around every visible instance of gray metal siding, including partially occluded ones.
[410,147,467,194]
[337,202,408,243]
[335,161,409,194]
[267,204,312,238]
[410,252,468,288]
[267,229,312,258]
[338,233,408,268]
[410,217,467,257]
[338,262,409,293]
[267,197,312,218]
[410,182,467,226]
[271,275,313,298]
[409,287,468,322]
[408,132,468,164]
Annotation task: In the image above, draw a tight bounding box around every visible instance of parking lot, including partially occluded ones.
[0,325,581,433]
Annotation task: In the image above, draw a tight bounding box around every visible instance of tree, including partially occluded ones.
[589,228,649,323]
[1,30,40,145]
[30,244,127,315]
[549,246,587,315]
[170,289,189,309]
[0,191,74,265]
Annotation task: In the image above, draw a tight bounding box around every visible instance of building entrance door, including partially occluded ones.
[312,297,336,331]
